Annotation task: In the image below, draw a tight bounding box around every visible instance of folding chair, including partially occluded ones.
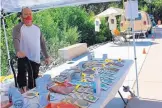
[112,29,128,45]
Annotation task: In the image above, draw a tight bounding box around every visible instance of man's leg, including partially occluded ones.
[27,60,40,89]
[32,62,40,87]
[17,58,27,92]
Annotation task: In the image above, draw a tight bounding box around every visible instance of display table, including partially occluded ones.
[1,59,133,108]
[88,60,133,108]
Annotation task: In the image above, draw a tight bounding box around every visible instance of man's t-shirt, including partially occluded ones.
[20,24,41,63]
[12,22,49,64]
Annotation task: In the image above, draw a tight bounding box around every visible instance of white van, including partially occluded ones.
[120,11,152,37]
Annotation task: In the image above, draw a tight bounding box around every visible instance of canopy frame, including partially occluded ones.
[1,0,139,98]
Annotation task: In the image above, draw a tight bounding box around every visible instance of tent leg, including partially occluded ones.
[131,19,139,98]
[2,16,11,74]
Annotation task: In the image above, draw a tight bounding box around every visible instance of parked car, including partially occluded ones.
[120,11,152,37]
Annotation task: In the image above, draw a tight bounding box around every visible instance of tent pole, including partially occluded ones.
[2,16,11,74]
[131,19,139,98]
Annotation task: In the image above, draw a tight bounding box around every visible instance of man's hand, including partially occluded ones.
[45,57,50,65]
[16,51,26,58]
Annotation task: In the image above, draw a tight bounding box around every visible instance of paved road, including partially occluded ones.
[133,29,162,100]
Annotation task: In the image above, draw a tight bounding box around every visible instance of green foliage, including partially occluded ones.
[64,26,79,45]
[1,14,20,76]
[138,0,162,21]
[151,0,162,20]
[2,0,161,75]
[1,6,111,75]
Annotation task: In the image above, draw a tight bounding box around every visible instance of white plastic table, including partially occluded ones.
[1,59,133,108]
[88,59,133,108]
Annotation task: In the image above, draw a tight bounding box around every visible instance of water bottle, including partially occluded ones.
[36,77,50,107]
[39,92,49,107]
[36,77,48,93]
[88,51,95,60]
[92,71,101,96]
[8,87,24,108]
[88,52,92,60]
[43,74,53,89]
[92,77,96,94]
[91,52,95,60]
[95,71,101,96]
[103,54,108,60]
[43,74,52,84]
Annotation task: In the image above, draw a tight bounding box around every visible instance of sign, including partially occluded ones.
[124,0,138,19]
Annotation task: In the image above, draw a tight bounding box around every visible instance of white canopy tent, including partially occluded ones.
[1,0,139,98]
[1,0,120,13]
[95,1,139,97]
[96,7,124,17]
[0,0,120,69]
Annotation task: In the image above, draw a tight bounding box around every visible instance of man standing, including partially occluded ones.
[12,7,50,92]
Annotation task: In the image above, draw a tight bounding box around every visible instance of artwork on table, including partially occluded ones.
[33,58,126,105]
[84,88,93,95]
[25,92,36,99]
[68,93,78,99]
[4,58,128,108]
[74,93,84,99]
[114,62,124,67]
[84,94,99,103]
[62,97,76,103]
[101,83,110,91]
[49,93,57,101]
[109,68,119,72]
[75,99,90,108]
[83,69,95,75]
[71,72,81,81]
[101,79,114,85]
[106,62,124,67]
[77,87,87,93]
[53,76,67,83]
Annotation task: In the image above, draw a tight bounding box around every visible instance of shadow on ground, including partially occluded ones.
[110,41,158,47]
[105,97,125,108]
[72,52,89,61]
[105,97,162,108]
[138,98,162,108]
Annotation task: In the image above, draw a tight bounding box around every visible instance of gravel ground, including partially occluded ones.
[7,42,109,75]
[39,41,109,73]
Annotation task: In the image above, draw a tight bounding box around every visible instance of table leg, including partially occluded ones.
[118,91,127,105]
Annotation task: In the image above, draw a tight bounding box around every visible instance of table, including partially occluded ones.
[88,59,133,108]
[1,59,133,108]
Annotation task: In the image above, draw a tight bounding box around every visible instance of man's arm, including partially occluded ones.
[40,32,49,58]
[12,24,21,54]
[12,23,26,58]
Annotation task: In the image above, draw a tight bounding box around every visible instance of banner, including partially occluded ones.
[108,15,117,30]
[95,18,101,32]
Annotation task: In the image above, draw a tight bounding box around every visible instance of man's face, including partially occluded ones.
[21,8,33,26]
[158,20,161,25]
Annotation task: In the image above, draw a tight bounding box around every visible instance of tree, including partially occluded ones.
[1,6,111,75]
